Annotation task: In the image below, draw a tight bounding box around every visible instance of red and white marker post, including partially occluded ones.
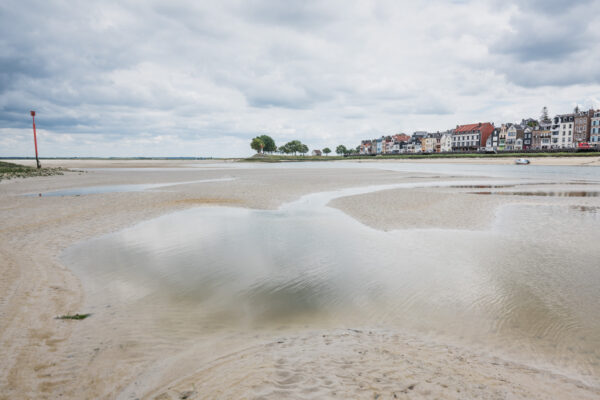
[30,110,41,169]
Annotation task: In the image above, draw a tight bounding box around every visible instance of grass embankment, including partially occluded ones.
[243,152,600,162]
[0,161,67,181]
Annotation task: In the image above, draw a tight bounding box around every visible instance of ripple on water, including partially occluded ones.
[62,183,600,385]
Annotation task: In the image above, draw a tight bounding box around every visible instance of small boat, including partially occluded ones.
[515,158,530,165]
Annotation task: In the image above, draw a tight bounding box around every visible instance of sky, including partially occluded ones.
[1,0,600,158]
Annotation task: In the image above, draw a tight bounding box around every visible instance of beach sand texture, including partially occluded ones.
[1,159,599,399]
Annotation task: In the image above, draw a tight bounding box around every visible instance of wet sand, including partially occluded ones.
[1,159,599,399]
[7,154,600,169]
[359,155,600,166]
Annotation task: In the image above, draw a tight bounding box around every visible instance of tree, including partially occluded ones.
[540,106,550,123]
[299,144,309,155]
[251,137,264,153]
[289,140,301,155]
[280,140,302,155]
[322,147,331,156]
[335,145,347,155]
[574,105,581,114]
[258,135,276,153]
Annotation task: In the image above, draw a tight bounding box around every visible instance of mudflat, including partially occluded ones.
[1,159,599,399]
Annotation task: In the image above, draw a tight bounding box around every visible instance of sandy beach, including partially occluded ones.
[1,158,600,399]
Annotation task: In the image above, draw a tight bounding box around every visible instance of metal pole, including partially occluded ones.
[31,111,41,168]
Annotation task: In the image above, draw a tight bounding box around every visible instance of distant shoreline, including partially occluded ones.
[242,152,600,162]
[2,151,600,163]
[5,154,600,169]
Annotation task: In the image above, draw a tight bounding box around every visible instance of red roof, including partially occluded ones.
[455,123,491,133]
[453,123,495,146]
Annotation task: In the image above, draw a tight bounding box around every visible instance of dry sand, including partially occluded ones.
[1,159,599,399]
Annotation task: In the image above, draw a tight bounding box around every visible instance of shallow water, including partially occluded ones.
[27,178,234,197]
[473,190,600,197]
[62,176,600,384]
[87,161,600,182]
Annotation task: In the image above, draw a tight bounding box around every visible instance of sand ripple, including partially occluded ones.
[148,329,600,400]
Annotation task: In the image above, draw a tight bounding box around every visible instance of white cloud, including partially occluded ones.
[1,0,599,157]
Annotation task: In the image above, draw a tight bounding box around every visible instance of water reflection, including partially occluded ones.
[63,181,600,384]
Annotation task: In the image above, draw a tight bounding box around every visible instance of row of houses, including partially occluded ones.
[359,109,600,155]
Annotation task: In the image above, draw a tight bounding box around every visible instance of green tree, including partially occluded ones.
[258,135,276,153]
[322,147,331,156]
[299,144,309,155]
[335,145,347,155]
[251,137,264,153]
[283,140,300,155]
[540,106,550,123]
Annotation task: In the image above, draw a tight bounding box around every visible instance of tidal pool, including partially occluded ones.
[63,179,600,385]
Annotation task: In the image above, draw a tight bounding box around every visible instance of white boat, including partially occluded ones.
[515,158,530,165]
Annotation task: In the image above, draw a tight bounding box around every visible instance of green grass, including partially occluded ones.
[56,313,91,320]
[243,152,600,162]
[0,161,66,181]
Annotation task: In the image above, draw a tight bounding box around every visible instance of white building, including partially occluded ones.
[551,114,575,149]
[440,132,452,152]
[591,111,600,147]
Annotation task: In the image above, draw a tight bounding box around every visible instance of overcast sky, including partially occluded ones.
[1,0,599,157]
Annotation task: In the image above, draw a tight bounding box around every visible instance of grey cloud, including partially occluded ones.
[488,0,594,14]
[494,60,600,88]
[486,0,600,87]
[493,27,583,63]
[238,0,337,29]
[513,0,593,13]
[1,0,600,157]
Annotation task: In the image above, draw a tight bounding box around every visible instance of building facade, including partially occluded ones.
[451,122,494,151]
[422,133,441,153]
[531,127,552,149]
[440,131,453,152]
[574,110,594,145]
[591,111,600,147]
[498,124,510,150]
[359,140,372,155]
[552,114,575,149]
[505,124,524,151]
[523,127,532,150]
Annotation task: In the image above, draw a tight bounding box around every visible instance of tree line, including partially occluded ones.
[250,135,358,156]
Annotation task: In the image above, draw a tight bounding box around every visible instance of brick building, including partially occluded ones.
[574,109,594,145]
